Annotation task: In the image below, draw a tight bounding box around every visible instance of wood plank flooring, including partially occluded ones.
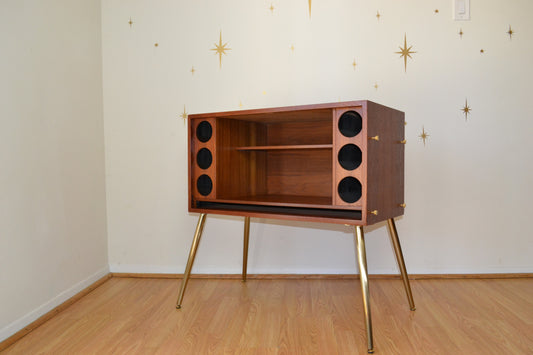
[2,277,532,354]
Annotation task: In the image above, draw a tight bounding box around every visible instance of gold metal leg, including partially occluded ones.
[242,216,250,282]
[176,213,207,309]
[355,226,374,354]
[387,218,416,311]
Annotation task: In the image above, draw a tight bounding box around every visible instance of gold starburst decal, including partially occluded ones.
[459,28,464,39]
[128,17,133,28]
[373,82,379,90]
[290,44,295,52]
[308,0,312,18]
[352,59,357,71]
[376,11,381,21]
[211,31,231,68]
[461,99,471,121]
[507,25,515,39]
[190,66,196,75]
[269,4,275,14]
[180,106,188,124]
[419,126,429,146]
[396,34,416,72]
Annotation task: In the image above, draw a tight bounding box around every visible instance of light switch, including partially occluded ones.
[454,0,470,20]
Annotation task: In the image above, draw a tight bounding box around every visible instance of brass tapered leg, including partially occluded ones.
[355,226,374,354]
[387,218,416,311]
[176,213,207,309]
[242,216,250,282]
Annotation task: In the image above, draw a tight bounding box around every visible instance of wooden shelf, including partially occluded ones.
[200,194,333,209]
[235,144,332,151]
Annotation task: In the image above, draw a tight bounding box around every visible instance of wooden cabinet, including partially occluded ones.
[188,100,405,225]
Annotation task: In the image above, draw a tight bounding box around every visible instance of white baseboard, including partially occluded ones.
[0,266,110,342]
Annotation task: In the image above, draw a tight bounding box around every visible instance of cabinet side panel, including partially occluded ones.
[366,102,405,224]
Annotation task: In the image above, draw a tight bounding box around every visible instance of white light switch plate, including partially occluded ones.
[453,0,470,21]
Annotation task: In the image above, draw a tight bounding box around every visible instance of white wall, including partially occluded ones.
[0,0,108,341]
[102,0,533,276]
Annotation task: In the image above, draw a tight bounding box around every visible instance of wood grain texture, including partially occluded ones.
[3,277,533,354]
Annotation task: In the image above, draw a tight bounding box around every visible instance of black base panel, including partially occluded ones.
[195,201,362,220]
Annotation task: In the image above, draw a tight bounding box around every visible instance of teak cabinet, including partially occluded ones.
[188,100,405,225]
[178,101,414,353]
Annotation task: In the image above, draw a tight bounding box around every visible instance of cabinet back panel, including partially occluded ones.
[266,149,332,197]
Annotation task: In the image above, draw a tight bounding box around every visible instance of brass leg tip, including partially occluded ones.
[410,307,416,311]
[241,279,247,283]
[367,349,374,354]
[176,305,181,309]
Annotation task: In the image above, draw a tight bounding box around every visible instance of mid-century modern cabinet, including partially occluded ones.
[176,101,415,353]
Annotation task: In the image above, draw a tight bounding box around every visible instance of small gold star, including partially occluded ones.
[269,4,274,14]
[128,17,133,28]
[262,91,267,95]
[434,9,439,14]
[376,11,381,21]
[239,101,244,108]
[373,82,379,90]
[459,28,464,39]
[180,106,188,125]
[191,66,196,75]
[480,49,484,53]
[419,126,429,146]
[211,31,231,68]
[154,42,159,47]
[396,34,416,72]
[461,99,471,120]
[290,44,295,52]
[352,59,357,71]
[308,0,312,18]
[507,25,515,39]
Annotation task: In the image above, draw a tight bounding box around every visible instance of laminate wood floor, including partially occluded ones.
[2,277,532,354]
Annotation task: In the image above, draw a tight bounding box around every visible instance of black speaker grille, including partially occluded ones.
[197,174,213,196]
[338,177,362,203]
[338,144,362,171]
[196,121,213,143]
[196,148,213,170]
[338,111,362,137]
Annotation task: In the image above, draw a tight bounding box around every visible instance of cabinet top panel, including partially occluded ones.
[188,100,402,121]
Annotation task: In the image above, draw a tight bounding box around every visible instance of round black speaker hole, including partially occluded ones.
[338,144,362,171]
[196,121,213,143]
[197,174,213,196]
[338,177,362,203]
[338,111,362,137]
[196,148,213,170]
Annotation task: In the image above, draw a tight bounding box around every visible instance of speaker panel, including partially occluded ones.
[191,118,216,200]
[333,107,365,207]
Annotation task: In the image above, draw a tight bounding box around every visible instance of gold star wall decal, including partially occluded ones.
[376,11,381,21]
[480,49,485,53]
[373,82,379,90]
[190,66,196,75]
[308,0,312,18]
[459,28,464,39]
[269,4,275,14]
[239,101,244,108]
[290,44,295,52]
[461,99,471,120]
[154,42,159,47]
[396,34,416,72]
[211,31,231,68]
[419,126,429,146]
[180,106,188,125]
[352,59,357,71]
[507,25,515,39]
[128,17,133,28]
[434,9,439,14]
